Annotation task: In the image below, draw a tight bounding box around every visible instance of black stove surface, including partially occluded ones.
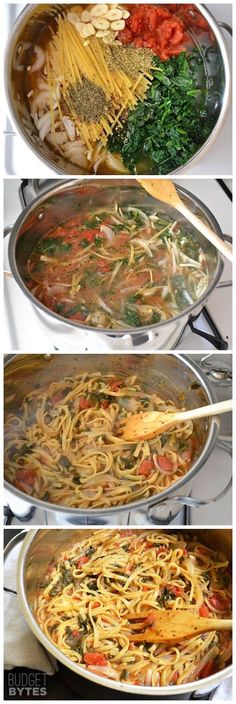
[4,665,218,700]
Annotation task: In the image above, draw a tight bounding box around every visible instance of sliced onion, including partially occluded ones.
[118,398,139,412]
[126,207,151,230]
[96,296,113,314]
[182,556,196,576]
[131,238,153,257]
[87,665,119,680]
[145,668,154,686]
[63,141,89,169]
[100,224,115,242]
[13,42,31,71]
[62,116,76,142]
[30,46,45,72]
[35,111,54,141]
[47,131,68,146]
[181,646,219,684]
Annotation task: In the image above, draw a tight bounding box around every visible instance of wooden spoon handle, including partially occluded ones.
[175,399,232,423]
[177,200,233,263]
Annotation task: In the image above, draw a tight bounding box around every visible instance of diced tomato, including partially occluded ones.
[51,391,64,404]
[199,604,210,618]
[157,456,174,473]
[15,469,36,486]
[100,399,110,409]
[145,611,156,625]
[199,660,215,679]
[209,593,230,611]
[79,228,100,244]
[109,379,123,392]
[77,555,90,569]
[170,670,179,685]
[118,27,133,44]
[142,585,149,591]
[79,397,92,410]
[138,458,154,476]
[92,601,100,608]
[70,311,84,322]
[84,652,107,666]
[96,259,111,272]
[168,585,183,597]
[72,629,81,638]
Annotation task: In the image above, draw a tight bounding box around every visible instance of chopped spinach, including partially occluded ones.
[123,306,140,327]
[36,238,71,255]
[73,476,81,484]
[108,50,217,174]
[85,546,96,557]
[80,238,90,248]
[160,433,169,448]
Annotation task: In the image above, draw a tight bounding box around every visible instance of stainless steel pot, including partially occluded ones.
[5,4,231,175]
[7,178,227,350]
[13,527,232,697]
[4,353,232,522]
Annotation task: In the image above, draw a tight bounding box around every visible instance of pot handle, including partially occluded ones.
[188,312,228,350]
[147,439,232,524]
[217,21,232,37]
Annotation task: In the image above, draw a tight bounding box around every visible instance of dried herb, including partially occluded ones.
[104,44,153,78]
[66,76,108,123]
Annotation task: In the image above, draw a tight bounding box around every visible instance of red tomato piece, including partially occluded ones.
[199,660,215,679]
[170,670,179,685]
[100,399,110,408]
[77,555,90,568]
[109,379,122,392]
[72,629,81,638]
[117,27,133,44]
[199,604,210,618]
[84,652,107,666]
[168,585,183,597]
[138,458,154,476]
[79,397,92,410]
[209,593,230,611]
[51,391,64,404]
[157,456,174,473]
[15,469,36,486]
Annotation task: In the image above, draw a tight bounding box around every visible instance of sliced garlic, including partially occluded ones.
[102,33,116,44]
[93,18,110,30]
[96,29,112,37]
[67,12,81,24]
[110,19,125,30]
[122,10,130,19]
[90,4,109,17]
[79,23,96,38]
[81,10,92,22]
[106,9,123,21]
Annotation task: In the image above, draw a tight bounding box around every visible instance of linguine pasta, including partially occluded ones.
[4,372,197,509]
[36,530,232,687]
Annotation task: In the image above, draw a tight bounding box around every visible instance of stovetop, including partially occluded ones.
[4,178,232,351]
[4,353,232,527]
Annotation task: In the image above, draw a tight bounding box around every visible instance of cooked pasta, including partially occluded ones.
[4,372,197,509]
[36,530,232,686]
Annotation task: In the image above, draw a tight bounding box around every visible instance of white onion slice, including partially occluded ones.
[131,238,153,257]
[62,116,76,142]
[97,296,113,314]
[100,224,115,242]
[30,46,45,72]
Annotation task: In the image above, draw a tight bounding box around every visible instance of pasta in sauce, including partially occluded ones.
[36,530,232,687]
[23,205,210,329]
[5,371,197,509]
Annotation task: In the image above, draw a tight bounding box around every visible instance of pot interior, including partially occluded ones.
[10,180,221,333]
[5,353,212,511]
[7,4,226,175]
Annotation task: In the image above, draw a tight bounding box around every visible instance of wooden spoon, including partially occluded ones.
[121,399,232,442]
[137,178,233,263]
[126,610,232,644]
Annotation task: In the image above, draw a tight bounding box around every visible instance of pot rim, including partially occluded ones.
[16,528,232,696]
[8,179,224,336]
[4,4,231,176]
[4,352,219,515]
